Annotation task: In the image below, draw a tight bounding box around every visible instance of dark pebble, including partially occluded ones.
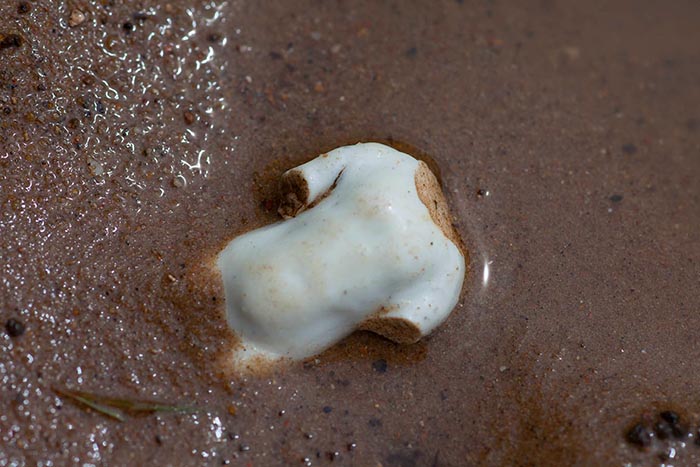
[322,406,332,414]
[3,107,11,115]
[183,111,195,125]
[626,423,652,447]
[660,410,680,425]
[6,318,25,337]
[368,417,382,428]
[208,33,222,43]
[239,444,250,452]
[17,2,31,14]
[123,22,134,32]
[405,46,418,58]
[654,421,672,440]
[0,33,23,50]
[155,434,163,445]
[476,188,486,197]
[269,51,283,60]
[372,359,388,373]
[622,143,638,155]
[609,194,623,203]
[346,442,356,451]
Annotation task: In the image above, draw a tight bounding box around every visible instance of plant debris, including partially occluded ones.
[53,386,197,421]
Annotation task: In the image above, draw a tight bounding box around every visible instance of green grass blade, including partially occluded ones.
[53,387,125,421]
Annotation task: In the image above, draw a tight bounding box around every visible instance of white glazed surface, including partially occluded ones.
[217,143,465,363]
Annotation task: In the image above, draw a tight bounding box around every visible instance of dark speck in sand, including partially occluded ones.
[6,318,26,337]
[0,33,23,50]
[372,359,388,373]
[406,46,418,58]
[622,143,638,155]
[609,194,623,202]
[369,418,382,428]
[660,411,680,425]
[626,423,652,447]
[17,2,31,14]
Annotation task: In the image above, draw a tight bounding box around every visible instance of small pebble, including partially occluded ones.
[69,10,86,27]
[609,194,623,203]
[183,111,195,125]
[87,158,104,176]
